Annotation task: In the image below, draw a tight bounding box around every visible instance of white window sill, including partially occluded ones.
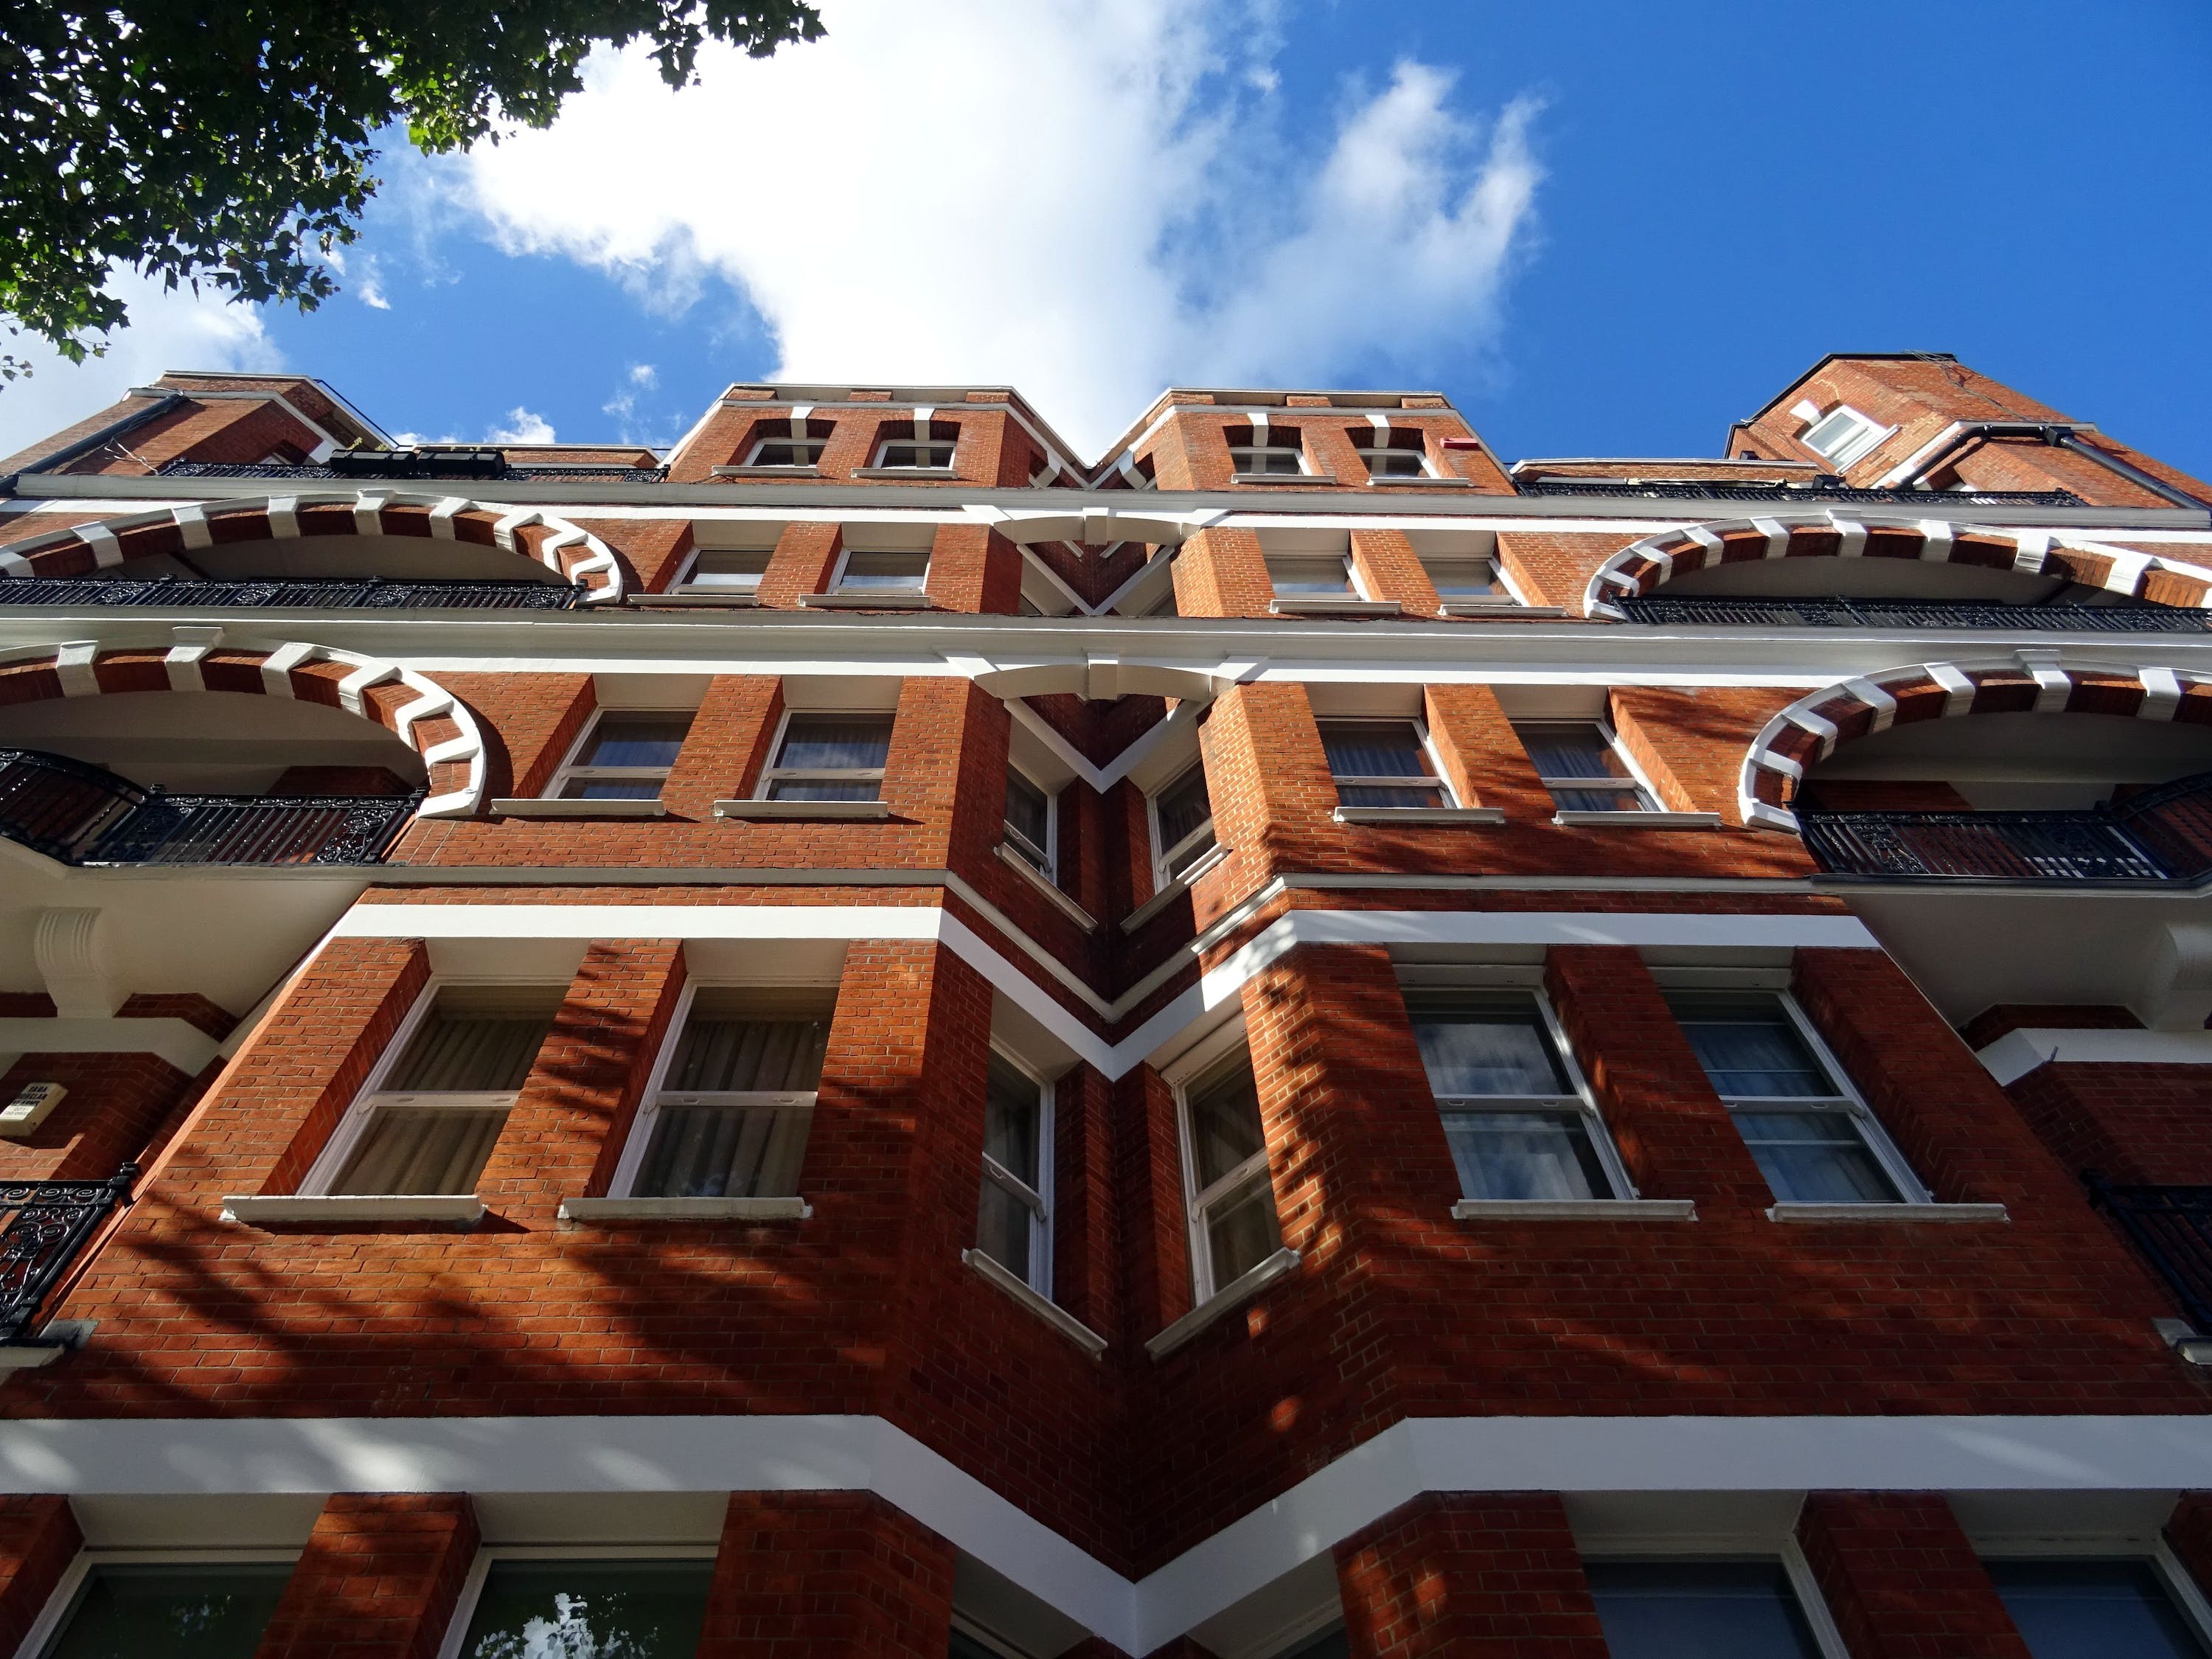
[1334,805,1506,827]
[1121,841,1231,933]
[995,843,1098,931]
[222,1194,485,1225]
[650,590,760,607]
[1766,1202,2010,1222]
[1268,597,1402,616]
[710,464,822,479]
[1440,599,1565,618]
[1147,1247,1301,1361]
[1453,1199,1697,1220]
[961,1249,1107,1358]
[560,1196,811,1222]
[801,591,931,609]
[1551,810,1722,830]
[714,799,891,821]
[493,798,667,818]
[853,466,959,480]
[1234,473,1340,485]
[1366,473,1470,487]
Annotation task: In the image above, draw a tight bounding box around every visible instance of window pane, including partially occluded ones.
[1988,1559,2208,1659]
[1338,783,1447,808]
[636,1103,811,1198]
[767,778,882,802]
[748,440,818,467]
[1409,999,1570,1096]
[390,1005,554,1092]
[1242,450,1303,474]
[334,1105,508,1195]
[839,551,929,590]
[1804,410,1867,460]
[1205,1169,1282,1287]
[456,1559,712,1659]
[1734,1110,1902,1203]
[1321,721,1432,782]
[39,1562,290,1659]
[777,714,893,773]
[560,777,663,800]
[1267,556,1351,594]
[688,550,768,589]
[1186,1049,1267,1190]
[581,715,692,771]
[1669,998,1834,1097]
[669,1010,830,1091]
[1155,765,1214,852]
[1443,1110,1609,1201]
[1425,560,1495,597]
[1515,722,1630,782]
[977,1173,1034,1283]
[1370,450,1426,477]
[984,1053,1042,1188]
[1277,1628,1350,1659]
[1585,1560,1822,1659]
[1005,771,1051,858]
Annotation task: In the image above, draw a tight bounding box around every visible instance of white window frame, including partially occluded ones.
[978,1042,1056,1297]
[1514,717,1663,813]
[1356,434,1434,481]
[1422,552,1523,609]
[1263,552,1363,600]
[545,707,693,800]
[742,434,826,467]
[435,1544,720,1659]
[12,1548,302,1659]
[1673,987,1931,1205]
[1318,715,1458,809]
[673,546,771,597]
[829,546,931,594]
[1579,1543,1850,1659]
[752,707,894,802]
[1975,1534,2212,1656]
[608,979,830,1200]
[299,978,561,1197]
[870,435,957,471]
[1169,1017,1279,1307]
[1798,403,1895,470]
[1002,762,1058,882]
[1148,759,1219,891]
[1228,432,1308,478]
[1406,984,1636,1202]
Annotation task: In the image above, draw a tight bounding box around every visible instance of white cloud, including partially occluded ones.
[627,363,657,388]
[442,1,1541,453]
[487,407,557,443]
[0,270,281,464]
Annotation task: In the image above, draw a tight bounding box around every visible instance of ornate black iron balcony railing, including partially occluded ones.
[1617,594,2212,632]
[0,576,584,611]
[2086,1175,2212,1335]
[156,457,668,484]
[1519,479,2081,507]
[1798,770,2212,883]
[0,748,419,868]
[0,1166,134,1346]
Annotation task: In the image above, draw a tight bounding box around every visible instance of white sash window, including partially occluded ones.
[1173,1026,1281,1304]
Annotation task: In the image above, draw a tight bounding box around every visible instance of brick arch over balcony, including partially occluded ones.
[0,637,487,818]
[1738,657,2212,832]
[1583,512,2212,617]
[0,491,625,602]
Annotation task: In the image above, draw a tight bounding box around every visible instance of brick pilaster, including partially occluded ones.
[697,1492,955,1658]
[253,1493,479,1659]
[0,1496,80,1655]
[1335,1492,1609,1658]
[1795,1492,2031,1659]
[1172,526,1274,619]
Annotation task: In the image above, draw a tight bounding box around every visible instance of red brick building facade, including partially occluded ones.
[0,356,2211,1654]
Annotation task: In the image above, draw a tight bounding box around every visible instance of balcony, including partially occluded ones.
[2086,1176,2212,1335]
[0,1166,135,1346]
[158,452,667,484]
[1798,770,2212,884]
[0,576,583,611]
[0,748,418,868]
[1618,594,2212,633]
[1519,478,2080,507]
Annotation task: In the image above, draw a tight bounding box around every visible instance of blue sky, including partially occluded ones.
[5,1,2208,473]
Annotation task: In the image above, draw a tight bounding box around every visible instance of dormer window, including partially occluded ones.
[1265,554,1355,597]
[745,436,826,468]
[873,437,956,470]
[1798,404,1892,470]
[1354,431,1433,481]
[1228,429,1306,477]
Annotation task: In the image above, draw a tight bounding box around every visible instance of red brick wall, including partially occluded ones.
[2004,1062,2212,1186]
[698,1492,955,1658]
[0,1495,80,1655]
[1795,1492,2032,1659]
[253,1493,479,1659]
[0,1049,194,1180]
[1335,1492,1608,1658]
